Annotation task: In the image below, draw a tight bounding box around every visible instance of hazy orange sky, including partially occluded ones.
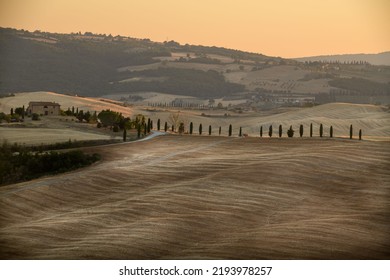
[0,0,389,58]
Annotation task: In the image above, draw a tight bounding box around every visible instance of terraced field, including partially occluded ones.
[0,135,389,259]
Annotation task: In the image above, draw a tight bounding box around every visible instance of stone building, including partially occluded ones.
[27,101,61,116]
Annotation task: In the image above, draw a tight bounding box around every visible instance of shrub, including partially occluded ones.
[287,125,294,137]
[32,113,40,121]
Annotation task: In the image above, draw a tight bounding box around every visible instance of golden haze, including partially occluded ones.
[0,0,389,58]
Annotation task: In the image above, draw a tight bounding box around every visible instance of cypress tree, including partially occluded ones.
[10,108,13,115]
[150,120,153,130]
[144,123,147,135]
[330,126,333,138]
[209,125,212,136]
[319,124,323,137]
[219,126,221,136]
[260,126,263,137]
[229,124,232,136]
[279,125,282,138]
[199,123,202,135]
[189,122,193,135]
[350,124,353,139]
[359,129,362,140]
[239,127,242,137]
[269,125,273,137]
[123,128,127,142]
[299,124,303,137]
[310,123,313,137]
[157,119,161,131]
[147,118,151,132]
[164,122,168,132]
[22,105,25,119]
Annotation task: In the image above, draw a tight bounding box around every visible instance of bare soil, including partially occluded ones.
[0,135,389,259]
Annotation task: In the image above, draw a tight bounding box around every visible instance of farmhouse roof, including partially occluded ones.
[28,101,60,106]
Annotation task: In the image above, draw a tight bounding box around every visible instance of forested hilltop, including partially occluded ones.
[0,28,278,97]
[1,27,389,104]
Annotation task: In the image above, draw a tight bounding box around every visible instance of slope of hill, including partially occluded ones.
[0,136,389,259]
[295,52,390,66]
[1,27,389,104]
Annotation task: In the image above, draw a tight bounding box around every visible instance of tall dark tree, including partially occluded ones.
[229,124,232,136]
[219,126,221,136]
[172,125,175,132]
[208,125,211,135]
[319,124,323,138]
[150,120,153,130]
[350,124,353,139]
[269,125,273,137]
[359,129,362,140]
[199,123,203,135]
[299,124,303,137]
[22,105,25,119]
[157,119,161,131]
[10,108,13,115]
[239,127,242,137]
[189,122,193,134]
[72,106,75,115]
[310,123,313,137]
[144,123,147,135]
[279,125,282,138]
[164,121,168,132]
[260,126,263,137]
[123,128,127,142]
[147,118,151,133]
[330,126,333,138]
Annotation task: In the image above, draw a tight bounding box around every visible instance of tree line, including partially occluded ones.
[151,118,363,140]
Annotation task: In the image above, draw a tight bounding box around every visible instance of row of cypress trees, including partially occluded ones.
[145,118,363,140]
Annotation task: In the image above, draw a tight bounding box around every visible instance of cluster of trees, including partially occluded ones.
[329,78,390,95]
[0,106,26,123]
[112,68,245,98]
[0,142,100,186]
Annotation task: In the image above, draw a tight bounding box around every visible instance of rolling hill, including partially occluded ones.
[295,52,390,66]
[1,28,389,105]
[0,135,389,259]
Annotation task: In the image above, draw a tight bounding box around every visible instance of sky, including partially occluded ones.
[0,0,389,58]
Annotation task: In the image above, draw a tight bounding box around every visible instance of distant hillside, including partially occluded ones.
[295,52,390,66]
[0,27,389,104]
[0,27,280,98]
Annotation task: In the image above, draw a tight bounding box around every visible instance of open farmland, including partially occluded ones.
[0,135,389,259]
